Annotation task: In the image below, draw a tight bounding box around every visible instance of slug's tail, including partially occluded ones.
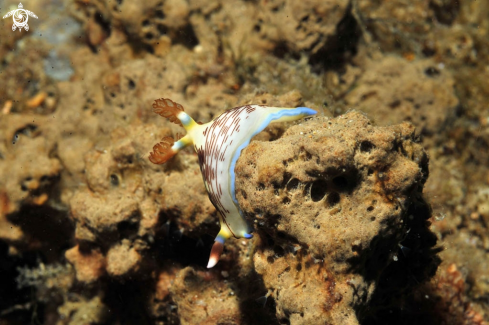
[207,219,253,268]
[207,240,224,269]
[207,224,231,268]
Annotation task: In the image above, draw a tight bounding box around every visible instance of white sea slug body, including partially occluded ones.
[149,98,317,268]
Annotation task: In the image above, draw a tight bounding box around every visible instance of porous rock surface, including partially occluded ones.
[255,0,348,53]
[170,267,241,325]
[345,56,459,136]
[236,111,438,324]
[1,0,488,323]
[66,123,216,282]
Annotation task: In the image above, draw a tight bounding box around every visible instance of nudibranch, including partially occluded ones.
[149,98,316,268]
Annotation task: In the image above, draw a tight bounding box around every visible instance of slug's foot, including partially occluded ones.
[149,136,176,164]
[207,240,224,269]
[153,98,185,127]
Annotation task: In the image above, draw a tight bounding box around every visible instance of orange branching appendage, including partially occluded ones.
[152,98,184,127]
[148,136,176,164]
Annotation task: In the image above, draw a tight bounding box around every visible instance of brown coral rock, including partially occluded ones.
[171,267,241,325]
[430,263,487,325]
[345,56,459,136]
[0,114,62,214]
[65,245,105,283]
[57,296,108,325]
[257,0,349,53]
[106,239,142,277]
[76,0,191,50]
[254,248,357,325]
[149,267,180,322]
[236,111,438,324]
[356,0,437,53]
[66,120,218,282]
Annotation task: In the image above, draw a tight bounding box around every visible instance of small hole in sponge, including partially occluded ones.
[157,24,168,35]
[286,178,300,192]
[273,245,285,257]
[367,206,374,212]
[110,174,120,186]
[327,192,340,207]
[117,220,139,239]
[424,67,440,77]
[389,100,401,109]
[310,180,327,202]
[360,141,375,153]
[279,318,291,325]
[155,9,165,19]
[333,176,348,189]
[282,197,291,205]
[277,231,287,239]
